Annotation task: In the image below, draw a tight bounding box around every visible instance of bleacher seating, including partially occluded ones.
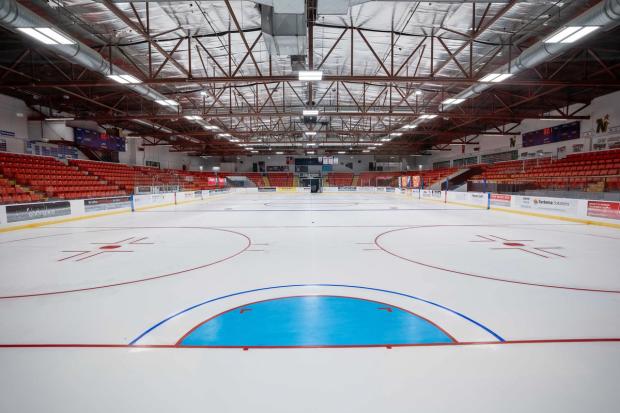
[0,152,121,201]
[327,173,353,187]
[70,160,224,192]
[469,149,620,191]
[0,175,43,204]
[242,173,265,187]
[359,167,458,187]
[268,173,293,187]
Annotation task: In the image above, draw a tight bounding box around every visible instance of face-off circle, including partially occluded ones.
[375,225,620,293]
[0,227,251,299]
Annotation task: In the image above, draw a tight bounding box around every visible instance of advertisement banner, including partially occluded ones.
[587,201,620,220]
[338,186,357,192]
[6,201,71,223]
[258,187,277,192]
[490,194,512,207]
[74,127,126,152]
[518,196,577,213]
[469,193,487,205]
[84,196,131,213]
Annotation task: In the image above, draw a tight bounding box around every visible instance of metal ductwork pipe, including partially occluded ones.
[0,0,172,108]
[0,0,210,144]
[452,0,620,101]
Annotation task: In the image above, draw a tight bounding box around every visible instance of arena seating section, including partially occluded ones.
[327,173,353,187]
[69,160,224,193]
[0,152,121,203]
[469,149,620,191]
[267,173,293,187]
[2,149,619,205]
[358,168,458,187]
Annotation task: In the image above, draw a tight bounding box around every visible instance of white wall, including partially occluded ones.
[426,90,620,167]
[227,154,380,173]
[0,93,206,170]
[0,94,33,153]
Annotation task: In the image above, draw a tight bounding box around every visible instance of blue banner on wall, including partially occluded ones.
[522,121,580,148]
[74,127,126,152]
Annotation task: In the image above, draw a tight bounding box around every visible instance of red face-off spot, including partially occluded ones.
[99,245,122,250]
[503,242,525,247]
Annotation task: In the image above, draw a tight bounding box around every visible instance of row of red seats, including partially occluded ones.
[1,152,122,201]
[268,173,293,187]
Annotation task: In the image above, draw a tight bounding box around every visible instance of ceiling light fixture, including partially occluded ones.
[544,26,600,44]
[184,115,202,120]
[305,131,317,136]
[45,117,74,121]
[107,74,142,84]
[17,27,75,45]
[298,71,323,81]
[390,132,402,136]
[276,151,284,155]
[307,151,315,155]
[302,109,319,116]
[419,114,438,119]
[480,73,514,83]
[155,99,179,106]
[442,98,466,106]
[403,124,418,129]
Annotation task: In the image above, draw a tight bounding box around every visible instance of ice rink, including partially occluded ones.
[1,192,619,412]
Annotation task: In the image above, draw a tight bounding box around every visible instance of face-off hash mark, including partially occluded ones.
[58,236,154,262]
[469,235,565,259]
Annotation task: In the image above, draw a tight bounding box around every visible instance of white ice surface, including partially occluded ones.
[0,192,619,412]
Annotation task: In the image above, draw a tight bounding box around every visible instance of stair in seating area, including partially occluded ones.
[293,175,300,187]
[352,175,359,186]
[262,175,271,186]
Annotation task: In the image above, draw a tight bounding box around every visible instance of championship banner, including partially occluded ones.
[411,175,421,188]
[399,176,410,188]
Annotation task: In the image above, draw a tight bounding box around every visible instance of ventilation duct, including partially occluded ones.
[260,3,306,57]
[0,0,207,145]
[450,0,620,102]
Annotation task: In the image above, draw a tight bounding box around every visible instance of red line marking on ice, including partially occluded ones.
[0,227,252,300]
[534,247,566,258]
[377,307,393,312]
[374,225,620,293]
[239,308,252,314]
[1,338,619,350]
[489,235,533,242]
[75,250,134,262]
[91,237,135,245]
[129,237,154,245]
[57,251,90,261]
[490,247,549,258]
[469,235,495,242]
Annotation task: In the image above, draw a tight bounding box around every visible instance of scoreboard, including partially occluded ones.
[522,121,580,148]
